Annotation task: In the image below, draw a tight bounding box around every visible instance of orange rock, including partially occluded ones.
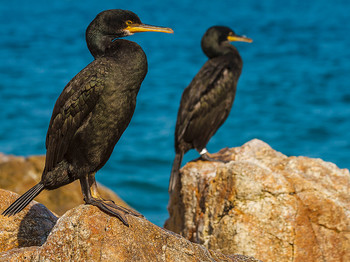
[165,139,350,262]
[0,190,261,262]
[0,189,57,252]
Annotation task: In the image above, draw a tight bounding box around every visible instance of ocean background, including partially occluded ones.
[0,0,349,226]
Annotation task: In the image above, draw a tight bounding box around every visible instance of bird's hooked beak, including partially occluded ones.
[126,23,174,34]
[227,34,253,43]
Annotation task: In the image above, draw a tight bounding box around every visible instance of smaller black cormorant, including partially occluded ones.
[169,26,252,193]
[2,9,173,226]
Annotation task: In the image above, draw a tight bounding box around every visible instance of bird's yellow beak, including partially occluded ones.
[227,35,253,43]
[126,23,174,34]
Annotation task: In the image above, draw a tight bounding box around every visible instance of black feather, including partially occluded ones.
[2,183,45,216]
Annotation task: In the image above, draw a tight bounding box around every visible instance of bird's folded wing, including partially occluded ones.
[175,57,232,141]
[44,62,106,174]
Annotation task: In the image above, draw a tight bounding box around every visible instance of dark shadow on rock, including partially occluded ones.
[17,203,58,248]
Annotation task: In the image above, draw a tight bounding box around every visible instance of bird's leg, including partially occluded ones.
[88,173,144,217]
[197,148,228,163]
[79,174,143,227]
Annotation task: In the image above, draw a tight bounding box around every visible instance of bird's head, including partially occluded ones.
[201,26,252,58]
[86,9,173,57]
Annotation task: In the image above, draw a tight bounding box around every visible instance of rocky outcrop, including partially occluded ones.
[0,189,58,252]
[0,189,261,262]
[165,139,350,262]
[0,153,129,215]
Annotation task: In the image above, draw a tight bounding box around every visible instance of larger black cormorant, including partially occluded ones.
[2,9,173,226]
[169,26,252,193]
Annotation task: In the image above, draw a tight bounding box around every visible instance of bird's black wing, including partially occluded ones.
[44,60,106,174]
[175,56,238,150]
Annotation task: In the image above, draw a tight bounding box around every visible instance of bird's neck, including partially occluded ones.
[203,41,240,59]
[102,39,148,77]
[86,29,115,58]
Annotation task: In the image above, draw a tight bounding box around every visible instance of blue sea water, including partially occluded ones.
[0,0,349,226]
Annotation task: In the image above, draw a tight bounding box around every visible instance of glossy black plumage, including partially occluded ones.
[2,9,173,225]
[169,26,252,193]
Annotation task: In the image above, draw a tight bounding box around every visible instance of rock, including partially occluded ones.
[0,190,261,262]
[0,153,130,216]
[165,139,350,262]
[0,189,58,252]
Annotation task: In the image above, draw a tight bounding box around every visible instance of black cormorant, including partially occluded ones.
[2,9,173,226]
[169,26,252,193]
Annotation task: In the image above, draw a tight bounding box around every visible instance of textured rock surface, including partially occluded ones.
[0,153,129,215]
[0,191,261,262]
[0,189,58,252]
[165,139,350,262]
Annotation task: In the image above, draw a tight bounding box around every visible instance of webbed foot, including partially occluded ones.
[80,173,143,227]
[194,148,229,163]
[85,197,143,226]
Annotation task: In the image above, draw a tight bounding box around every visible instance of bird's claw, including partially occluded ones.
[85,198,143,226]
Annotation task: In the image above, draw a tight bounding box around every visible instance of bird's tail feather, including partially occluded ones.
[2,183,45,216]
[168,152,184,193]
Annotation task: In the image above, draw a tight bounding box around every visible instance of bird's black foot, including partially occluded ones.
[85,197,143,226]
[80,174,143,227]
[194,148,229,163]
[199,153,228,163]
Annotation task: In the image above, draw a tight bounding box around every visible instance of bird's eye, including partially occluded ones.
[126,20,133,26]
